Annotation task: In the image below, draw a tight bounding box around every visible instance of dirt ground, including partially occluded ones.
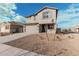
[4,33,79,56]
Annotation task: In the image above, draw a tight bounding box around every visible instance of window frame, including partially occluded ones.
[48,24,54,29]
[42,11,52,19]
[5,25,9,29]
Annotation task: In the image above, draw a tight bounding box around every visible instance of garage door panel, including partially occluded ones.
[26,25,39,34]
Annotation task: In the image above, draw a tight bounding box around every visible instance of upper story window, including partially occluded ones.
[42,11,52,19]
[5,25,9,29]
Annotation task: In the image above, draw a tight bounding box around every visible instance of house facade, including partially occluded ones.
[73,25,79,33]
[24,7,58,34]
[0,21,23,36]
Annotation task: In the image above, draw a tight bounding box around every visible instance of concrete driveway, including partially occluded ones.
[0,44,42,56]
[0,32,42,56]
[0,32,37,44]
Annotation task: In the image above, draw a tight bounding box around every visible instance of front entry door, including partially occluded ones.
[42,24,45,32]
[39,24,48,32]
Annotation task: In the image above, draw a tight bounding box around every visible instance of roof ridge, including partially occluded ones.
[25,6,58,18]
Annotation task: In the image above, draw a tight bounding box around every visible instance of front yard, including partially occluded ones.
[5,33,79,56]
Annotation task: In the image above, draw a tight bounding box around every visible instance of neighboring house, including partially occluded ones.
[60,28,77,33]
[68,28,76,33]
[76,28,79,32]
[0,21,23,36]
[67,25,79,33]
[25,6,58,34]
[73,25,79,33]
[60,29,71,34]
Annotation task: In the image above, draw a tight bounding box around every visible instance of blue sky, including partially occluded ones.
[15,3,70,16]
[0,3,79,29]
[15,3,79,29]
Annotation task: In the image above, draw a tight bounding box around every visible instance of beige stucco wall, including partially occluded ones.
[27,9,57,24]
[0,23,10,33]
[36,9,56,24]
[27,16,37,23]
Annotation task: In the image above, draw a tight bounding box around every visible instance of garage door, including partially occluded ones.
[26,24,39,34]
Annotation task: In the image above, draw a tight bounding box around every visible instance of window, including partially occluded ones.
[5,25,9,29]
[43,11,52,19]
[48,24,54,29]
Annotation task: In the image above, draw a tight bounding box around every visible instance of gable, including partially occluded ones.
[35,7,58,15]
[26,7,58,18]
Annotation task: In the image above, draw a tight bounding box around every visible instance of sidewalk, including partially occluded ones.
[0,32,43,56]
[0,32,37,44]
[0,44,42,56]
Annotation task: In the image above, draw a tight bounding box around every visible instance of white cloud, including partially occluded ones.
[14,14,26,23]
[57,3,79,28]
[0,4,16,17]
[0,3,26,23]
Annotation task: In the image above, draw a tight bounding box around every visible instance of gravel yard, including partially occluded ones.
[5,33,56,55]
[5,33,79,56]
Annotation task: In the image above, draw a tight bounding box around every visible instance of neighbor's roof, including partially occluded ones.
[0,21,24,26]
[26,6,58,18]
[74,25,79,28]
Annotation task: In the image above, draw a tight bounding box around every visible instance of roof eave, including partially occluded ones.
[25,6,58,18]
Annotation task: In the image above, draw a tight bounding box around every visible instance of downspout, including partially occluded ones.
[54,9,58,41]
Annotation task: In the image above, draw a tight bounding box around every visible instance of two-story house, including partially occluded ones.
[0,6,58,36]
[24,7,58,34]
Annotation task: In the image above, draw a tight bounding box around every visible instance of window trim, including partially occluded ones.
[42,11,52,19]
[5,25,9,29]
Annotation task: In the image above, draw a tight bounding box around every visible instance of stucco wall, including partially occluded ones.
[0,23,10,33]
[27,9,57,24]
[27,16,37,23]
[36,9,57,24]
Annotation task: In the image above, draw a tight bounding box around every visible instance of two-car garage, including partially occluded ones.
[25,23,39,34]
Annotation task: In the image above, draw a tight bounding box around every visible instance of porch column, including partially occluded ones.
[44,25,48,32]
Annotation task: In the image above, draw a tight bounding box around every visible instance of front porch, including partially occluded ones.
[39,23,55,33]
